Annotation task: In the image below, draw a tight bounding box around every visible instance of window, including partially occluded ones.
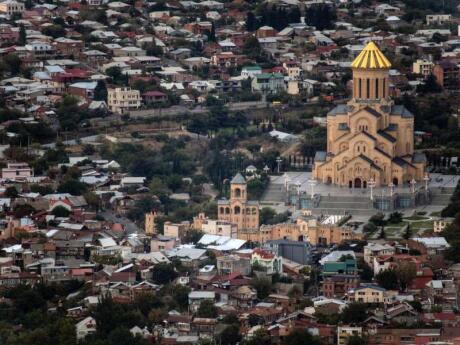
[375,79,379,98]
[366,79,370,98]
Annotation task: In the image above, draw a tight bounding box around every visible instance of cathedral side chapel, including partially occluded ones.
[313,42,426,188]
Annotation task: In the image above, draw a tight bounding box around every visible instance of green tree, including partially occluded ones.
[5,186,18,198]
[375,268,399,290]
[19,24,27,45]
[387,212,403,224]
[250,277,272,299]
[218,324,241,345]
[246,11,258,31]
[260,207,276,225]
[282,328,323,345]
[347,335,367,345]
[172,285,191,310]
[51,205,71,217]
[369,212,386,226]
[244,329,272,345]
[396,261,416,291]
[197,299,218,318]
[94,80,108,101]
[151,262,178,285]
[340,303,368,324]
[57,179,88,195]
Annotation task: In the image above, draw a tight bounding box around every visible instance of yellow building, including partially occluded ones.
[237,217,361,244]
[218,173,259,231]
[144,210,160,235]
[313,42,426,188]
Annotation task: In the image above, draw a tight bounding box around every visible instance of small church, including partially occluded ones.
[313,42,426,188]
[218,173,260,231]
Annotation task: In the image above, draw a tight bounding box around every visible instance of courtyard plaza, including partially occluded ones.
[260,171,460,221]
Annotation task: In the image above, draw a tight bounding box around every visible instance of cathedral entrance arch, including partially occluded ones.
[326,176,332,184]
[349,180,352,188]
[354,178,362,188]
[363,180,367,188]
[392,177,398,186]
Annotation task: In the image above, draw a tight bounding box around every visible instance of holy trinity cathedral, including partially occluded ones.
[313,42,426,188]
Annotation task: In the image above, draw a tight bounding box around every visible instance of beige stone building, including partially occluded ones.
[313,42,426,188]
[237,217,361,244]
[107,87,141,114]
[218,173,259,231]
[0,0,25,16]
[144,210,161,235]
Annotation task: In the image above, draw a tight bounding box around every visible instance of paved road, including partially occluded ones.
[100,210,142,235]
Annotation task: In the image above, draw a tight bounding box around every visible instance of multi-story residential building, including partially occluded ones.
[2,162,33,181]
[426,14,452,25]
[0,0,24,16]
[321,275,360,298]
[241,66,262,79]
[150,236,176,252]
[107,87,141,114]
[433,217,454,233]
[201,219,237,238]
[433,60,460,90]
[251,73,285,94]
[210,52,242,69]
[251,248,282,275]
[347,284,387,304]
[337,326,362,345]
[363,242,395,265]
[216,254,251,276]
[163,221,190,241]
[412,59,434,77]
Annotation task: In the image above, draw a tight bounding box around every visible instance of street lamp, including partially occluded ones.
[308,178,317,200]
[276,156,282,174]
[410,178,417,194]
[423,173,430,191]
[368,178,376,200]
[296,181,302,195]
[284,173,291,191]
[388,182,394,197]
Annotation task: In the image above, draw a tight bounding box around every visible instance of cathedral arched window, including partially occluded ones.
[234,188,241,198]
[366,79,370,98]
[234,206,241,214]
[219,207,224,214]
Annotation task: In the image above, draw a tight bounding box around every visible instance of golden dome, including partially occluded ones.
[351,41,391,69]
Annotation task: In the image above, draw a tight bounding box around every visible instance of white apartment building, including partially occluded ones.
[0,0,24,16]
[201,219,237,238]
[107,87,141,114]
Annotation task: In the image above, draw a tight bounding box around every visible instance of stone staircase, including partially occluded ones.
[313,195,374,215]
[430,187,454,206]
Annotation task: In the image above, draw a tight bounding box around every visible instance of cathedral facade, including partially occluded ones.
[313,42,426,188]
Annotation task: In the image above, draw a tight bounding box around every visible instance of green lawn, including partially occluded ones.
[409,220,434,230]
[404,216,429,221]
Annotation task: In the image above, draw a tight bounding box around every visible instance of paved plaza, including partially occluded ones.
[260,172,460,220]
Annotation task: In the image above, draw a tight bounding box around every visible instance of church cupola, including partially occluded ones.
[351,42,391,101]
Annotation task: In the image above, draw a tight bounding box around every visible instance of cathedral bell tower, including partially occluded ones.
[351,42,391,101]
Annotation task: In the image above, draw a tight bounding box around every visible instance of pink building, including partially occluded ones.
[2,163,33,181]
[150,236,176,252]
